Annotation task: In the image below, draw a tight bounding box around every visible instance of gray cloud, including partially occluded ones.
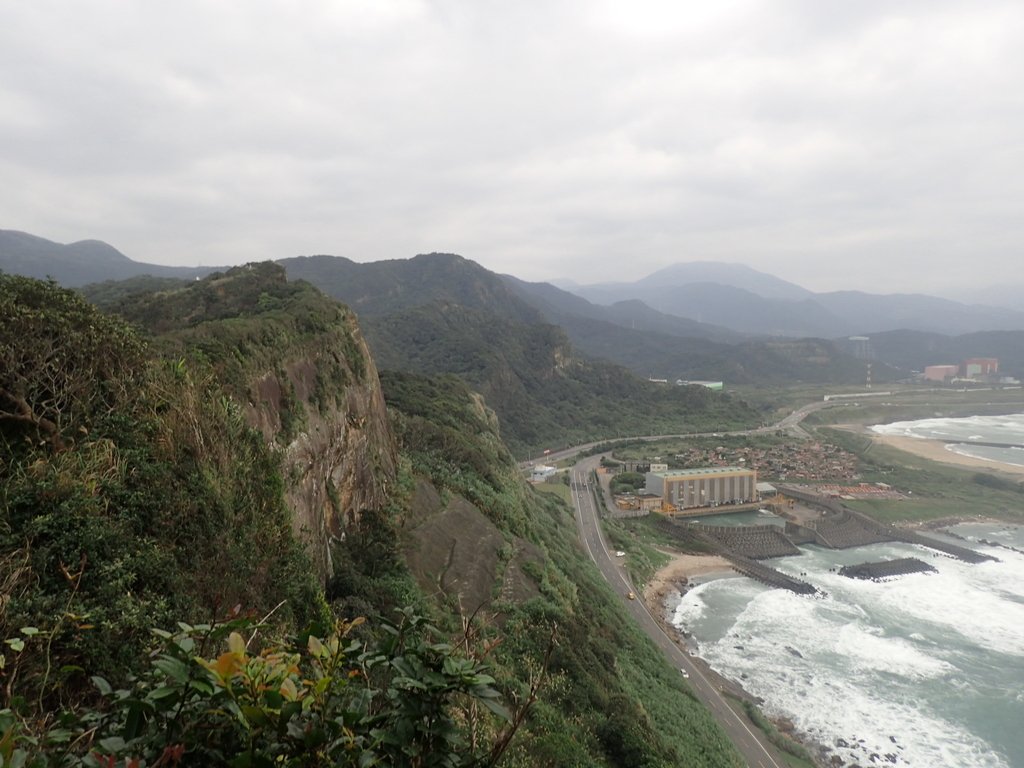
[2,0,1023,294]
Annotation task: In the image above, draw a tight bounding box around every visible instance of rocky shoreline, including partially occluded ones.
[643,558,833,766]
[648,554,914,768]
[643,569,761,704]
[645,518,1020,767]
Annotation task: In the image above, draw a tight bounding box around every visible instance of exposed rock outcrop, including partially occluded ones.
[246,316,397,583]
[113,262,401,584]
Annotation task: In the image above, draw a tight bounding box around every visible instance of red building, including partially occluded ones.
[923,364,958,382]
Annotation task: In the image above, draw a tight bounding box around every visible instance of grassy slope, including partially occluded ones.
[795,389,1024,523]
[382,370,744,767]
[818,426,1024,524]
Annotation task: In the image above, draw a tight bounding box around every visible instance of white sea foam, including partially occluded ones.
[691,588,1008,767]
[833,622,953,680]
[673,584,708,624]
[872,413,1024,440]
[873,555,1024,656]
[904,581,1021,655]
[946,443,1024,467]
[671,530,1024,767]
[872,413,1024,470]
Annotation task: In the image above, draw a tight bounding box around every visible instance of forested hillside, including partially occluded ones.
[279,252,544,325]
[83,263,398,580]
[277,253,764,453]
[2,268,745,766]
[278,252,897,415]
[0,274,321,732]
[0,270,515,764]
[367,301,758,453]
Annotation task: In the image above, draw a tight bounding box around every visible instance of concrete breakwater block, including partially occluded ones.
[839,557,937,580]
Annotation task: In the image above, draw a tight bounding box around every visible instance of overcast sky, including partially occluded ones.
[2,1,1023,295]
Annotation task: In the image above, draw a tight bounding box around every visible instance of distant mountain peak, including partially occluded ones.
[413,251,468,262]
[0,229,214,286]
[634,261,813,301]
[276,252,544,325]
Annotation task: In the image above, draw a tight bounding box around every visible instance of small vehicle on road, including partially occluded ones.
[679,669,689,678]
[627,591,636,600]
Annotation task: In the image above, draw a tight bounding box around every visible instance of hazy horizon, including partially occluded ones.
[6,226,1021,305]
[3,2,1023,296]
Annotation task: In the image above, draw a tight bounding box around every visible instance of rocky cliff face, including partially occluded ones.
[95,262,399,585]
[245,313,397,583]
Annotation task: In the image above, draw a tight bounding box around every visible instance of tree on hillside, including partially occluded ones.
[0,275,145,452]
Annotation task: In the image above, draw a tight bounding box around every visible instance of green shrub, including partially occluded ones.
[1,609,514,767]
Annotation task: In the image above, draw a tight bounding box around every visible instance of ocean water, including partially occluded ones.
[670,414,1024,767]
[871,413,1024,467]
[674,529,1024,766]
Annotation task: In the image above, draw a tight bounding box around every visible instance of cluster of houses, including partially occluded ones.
[528,437,878,518]
[667,441,860,483]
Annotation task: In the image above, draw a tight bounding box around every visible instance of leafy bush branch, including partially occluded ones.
[2,607,524,767]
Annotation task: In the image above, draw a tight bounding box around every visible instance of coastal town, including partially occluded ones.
[556,414,1024,768]
[666,439,861,484]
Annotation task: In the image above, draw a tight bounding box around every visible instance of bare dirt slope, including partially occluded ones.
[402,479,542,612]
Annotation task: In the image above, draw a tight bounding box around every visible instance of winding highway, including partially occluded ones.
[524,397,833,470]
[568,453,787,768]
[555,391,1024,765]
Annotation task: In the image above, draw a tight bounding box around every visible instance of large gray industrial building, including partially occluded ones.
[645,467,758,513]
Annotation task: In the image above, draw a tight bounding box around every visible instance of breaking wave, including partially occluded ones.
[672,530,1024,766]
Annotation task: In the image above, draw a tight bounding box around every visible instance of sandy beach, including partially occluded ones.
[864,429,1024,477]
[643,552,733,604]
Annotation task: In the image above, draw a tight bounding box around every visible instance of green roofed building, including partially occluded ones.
[675,379,724,391]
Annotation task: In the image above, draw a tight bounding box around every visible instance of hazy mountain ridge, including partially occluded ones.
[271,252,893,392]
[1,233,898,390]
[501,274,744,343]
[6,229,1021,338]
[502,275,896,384]
[816,290,1024,336]
[5,230,1020,385]
[585,261,814,301]
[570,262,1024,337]
[0,229,215,285]
[279,252,545,325]
[955,282,1024,312]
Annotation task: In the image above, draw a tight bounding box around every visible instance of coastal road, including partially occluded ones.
[521,398,834,470]
[569,454,787,768]
[548,391,998,766]
[526,387,1024,472]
